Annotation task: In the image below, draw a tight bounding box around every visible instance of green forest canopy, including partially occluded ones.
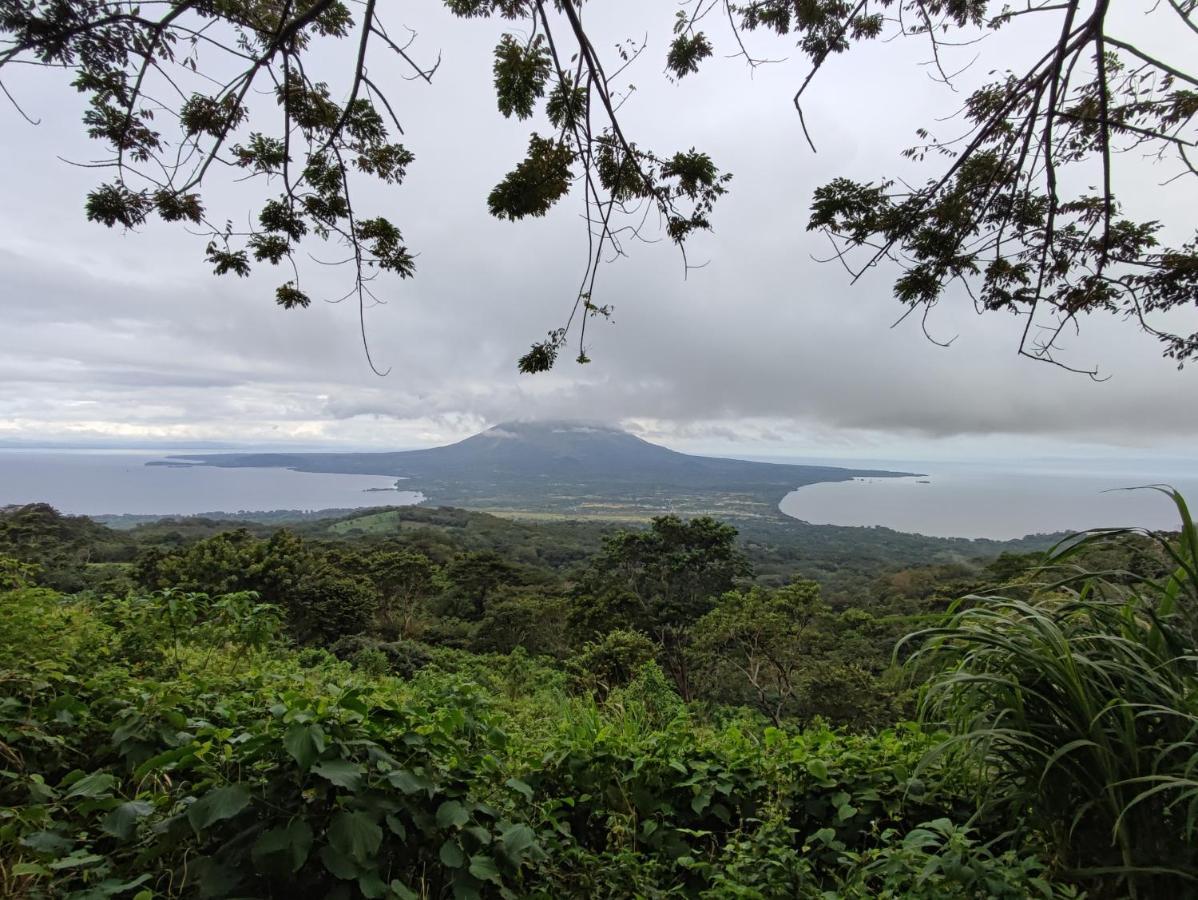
[2,495,1197,896]
[1,1,1194,373]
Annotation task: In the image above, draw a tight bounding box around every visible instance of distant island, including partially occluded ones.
[155,420,917,522]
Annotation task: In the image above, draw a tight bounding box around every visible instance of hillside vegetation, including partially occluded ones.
[1,493,1195,898]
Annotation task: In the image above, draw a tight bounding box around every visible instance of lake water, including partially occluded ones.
[0,450,424,517]
[779,459,1198,540]
[2,449,1195,539]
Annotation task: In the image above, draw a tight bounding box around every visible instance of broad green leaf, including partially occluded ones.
[385,814,407,839]
[440,838,465,868]
[358,870,388,898]
[465,825,492,846]
[451,872,482,900]
[313,758,363,791]
[328,810,382,863]
[284,722,323,771]
[20,830,74,855]
[388,770,433,795]
[101,800,154,840]
[47,852,105,870]
[11,862,49,877]
[192,857,241,898]
[252,820,314,874]
[468,854,501,883]
[75,874,152,897]
[436,799,470,829]
[187,784,251,832]
[504,777,533,801]
[133,745,196,780]
[320,844,359,880]
[64,771,118,799]
[499,823,535,859]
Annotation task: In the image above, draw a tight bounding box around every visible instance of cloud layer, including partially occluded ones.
[0,2,1193,458]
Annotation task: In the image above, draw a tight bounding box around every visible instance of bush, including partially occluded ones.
[331,635,434,679]
[910,487,1198,896]
[572,628,658,697]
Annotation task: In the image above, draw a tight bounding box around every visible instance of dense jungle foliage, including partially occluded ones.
[1,493,1196,898]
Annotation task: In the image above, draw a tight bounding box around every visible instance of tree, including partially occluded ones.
[443,550,522,620]
[365,549,444,639]
[573,515,751,700]
[693,581,827,726]
[136,528,376,644]
[1,2,1194,371]
[472,589,570,656]
[571,628,658,698]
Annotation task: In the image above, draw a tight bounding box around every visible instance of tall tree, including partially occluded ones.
[1,1,1193,372]
[574,515,751,700]
[365,549,444,639]
[693,580,828,726]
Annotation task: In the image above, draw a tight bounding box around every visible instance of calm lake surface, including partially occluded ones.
[0,450,424,516]
[780,459,1198,540]
[3,450,1195,539]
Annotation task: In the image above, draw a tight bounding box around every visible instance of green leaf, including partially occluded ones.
[498,823,535,861]
[64,771,118,799]
[468,854,501,883]
[20,830,75,855]
[504,777,533,801]
[133,744,196,780]
[436,799,470,829]
[252,820,314,874]
[390,881,419,900]
[338,688,371,716]
[451,872,482,900]
[440,838,466,868]
[465,825,492,846]
[101,800,154,840]
[313,758,363,791]
[77,874,152,897]
[388,769,434,795]
[358,870,387,898]
[193,857,241,898]
[807,759,829,781]
[500,823,535,854]
[328,810,382,864]
[284,722,324,770]
[187,784,251,832]
[320,844,359,880]
[11,862,50,877]
[385,814,407,839]
[47,852,105,870]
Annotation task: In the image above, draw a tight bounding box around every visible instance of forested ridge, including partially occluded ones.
[2,495,1196,898]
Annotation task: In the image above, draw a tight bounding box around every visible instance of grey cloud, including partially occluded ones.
[0,1,1194,455]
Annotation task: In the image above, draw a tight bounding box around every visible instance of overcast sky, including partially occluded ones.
[0,1,1193,462]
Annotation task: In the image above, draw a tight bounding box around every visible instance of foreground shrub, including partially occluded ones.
[911,487,1198,897]
[0,588,1061,898]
